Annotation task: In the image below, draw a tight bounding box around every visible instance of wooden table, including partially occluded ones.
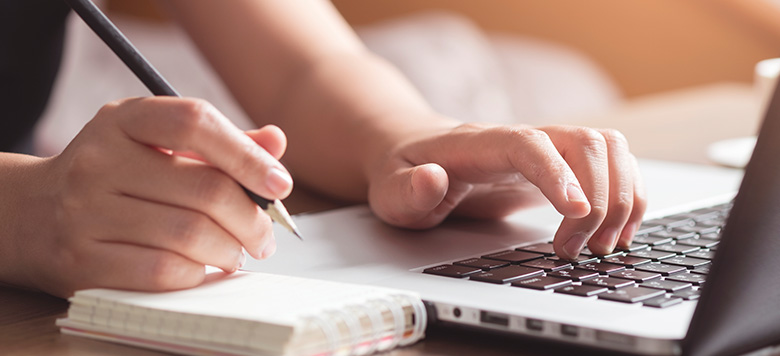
[0,83,764,355]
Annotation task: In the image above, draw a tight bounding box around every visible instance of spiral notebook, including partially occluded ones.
[56,271,427,356]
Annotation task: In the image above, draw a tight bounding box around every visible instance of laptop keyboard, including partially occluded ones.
[422,202,731,308]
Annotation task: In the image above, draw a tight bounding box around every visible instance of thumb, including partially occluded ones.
[245,125,287,160]
[369,163,451,229]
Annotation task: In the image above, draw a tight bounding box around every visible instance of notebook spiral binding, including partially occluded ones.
[305,293,427,356]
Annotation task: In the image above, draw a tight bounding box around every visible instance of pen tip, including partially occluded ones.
[265,199,303,241]
[293,229,304,241]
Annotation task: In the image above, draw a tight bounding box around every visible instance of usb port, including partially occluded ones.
[561,324,578,337]
[480,311,509,327]
[526,318,544,331]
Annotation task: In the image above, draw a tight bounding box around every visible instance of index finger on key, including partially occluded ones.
[426,125,592,219]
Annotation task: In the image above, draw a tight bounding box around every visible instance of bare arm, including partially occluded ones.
[161,0,450,200]
[163,0,646,259]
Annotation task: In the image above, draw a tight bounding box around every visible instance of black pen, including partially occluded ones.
[64,0,302,240]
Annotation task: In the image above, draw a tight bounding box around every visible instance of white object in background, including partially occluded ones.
[707,136,757,168]
[755,57,780,110]
[707,58,780,168]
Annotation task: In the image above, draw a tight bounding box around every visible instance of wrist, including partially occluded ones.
[360,112,460,188]
[0,154,56,291]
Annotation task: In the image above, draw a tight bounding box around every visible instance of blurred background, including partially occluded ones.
[36,0,780,165]
[105,0,780,97]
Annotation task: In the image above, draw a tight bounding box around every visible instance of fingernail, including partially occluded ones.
[266,168,292,197]
[596,227,620,253]
[237,250,246,270]
[566,183,588,203]
[563,232,589,259]
[261,239,277,259]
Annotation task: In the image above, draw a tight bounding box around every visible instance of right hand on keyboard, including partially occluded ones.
[367,122,647,261]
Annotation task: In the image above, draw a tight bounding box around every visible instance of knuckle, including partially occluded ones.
[575,127,607,147]
[508,127,551,144]
[613,190,634,211]
[147,255,194,290]
[573,127,608,159]
[68,143,104,173]
[95,99,124,117]
[169,212,209,252]
[92,98,136,127]
[192,169,235,207]
[633,191,649,212]
[171,99,218,142]
[588,204,609,225]
[600,128,629,147]
[606,191,634,223]
[452,122,492,133]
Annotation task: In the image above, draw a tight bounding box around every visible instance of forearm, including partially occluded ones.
[271,52,459,200]
[163,0,459,201]
[0,153,53,290]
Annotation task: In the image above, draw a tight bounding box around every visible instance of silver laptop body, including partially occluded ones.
[244,160,741,355]
[246,77,780,355]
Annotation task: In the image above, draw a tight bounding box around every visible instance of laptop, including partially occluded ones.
[244,82,780,355]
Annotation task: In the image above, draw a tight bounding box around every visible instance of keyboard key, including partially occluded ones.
[698,232,721,240]
[639,278,692,292]
[652,244,701,255]
[615,242,650,252]
[672,288,701,300]
[520,259,572,272]
[598,287,664,303]
[483,250,543,263]
[636,223,665,235]
[628,249,677,261]
[511,276,572,290]
[611,270,662,282]
[690,264,711,275]
[673,210,721,222]
[454,258,510,270]
[643,295,683,308]
[583,276,635,289]
[547,268,599,281]
[423,264,481,278]
[632,235,674,246]
[470,266,544,284]
[672,225,720,235]
[646,217,694,229]
[546,255,599,265]
[665,272,707,286]
[662,256,711,269]
[650,230,697,241]
[579,247,624,258]
[556,284,608,297]
[676,238,719,248]
[575,262,626,275]
[634,263,686,276]
[685,250,716,260]
[515,243,556,256]
[601,255,651,267]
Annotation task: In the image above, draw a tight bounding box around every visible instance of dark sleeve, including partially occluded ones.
[0,0,71,153]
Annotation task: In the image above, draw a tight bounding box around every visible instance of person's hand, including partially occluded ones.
[10,97,292,298]
[367,121,646,260]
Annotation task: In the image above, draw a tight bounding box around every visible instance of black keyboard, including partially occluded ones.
[423,202,732,308]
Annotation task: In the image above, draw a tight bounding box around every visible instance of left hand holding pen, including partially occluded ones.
[367,121,646,261]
